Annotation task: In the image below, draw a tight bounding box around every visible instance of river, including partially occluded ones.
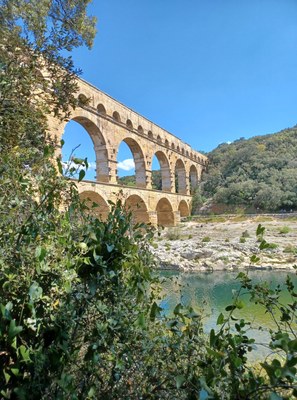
[160,270,297,361]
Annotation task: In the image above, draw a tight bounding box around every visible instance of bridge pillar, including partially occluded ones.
[146,169,152,189]
[174,211,181,225]
[94,144,109,182]
[109,159,118,184]
[148,211,158,226]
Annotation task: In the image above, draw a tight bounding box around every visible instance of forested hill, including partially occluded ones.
[201,126,297,212]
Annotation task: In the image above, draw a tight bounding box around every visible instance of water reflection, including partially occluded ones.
[160,270,297,360]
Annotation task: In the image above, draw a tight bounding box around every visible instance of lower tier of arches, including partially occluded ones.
[77,180,192,227]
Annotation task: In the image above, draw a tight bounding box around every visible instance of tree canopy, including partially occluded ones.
[200,126,297,212]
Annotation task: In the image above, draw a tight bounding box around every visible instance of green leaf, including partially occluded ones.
[175,374,186,389]
[19,345,31,363]
[216,313,224,325]
[35,246,46,261]
[106,244,114,253]
[8,319,23,340]
[78,169,85,182]
[209,329,216,347]
[29,282,43,302]
[269,392,283,400]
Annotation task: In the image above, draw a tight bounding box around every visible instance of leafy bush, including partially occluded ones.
[279,226,290,234]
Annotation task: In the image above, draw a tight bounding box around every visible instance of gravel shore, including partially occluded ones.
[151,216,297,272]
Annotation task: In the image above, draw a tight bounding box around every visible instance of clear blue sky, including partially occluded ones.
[63,0,297,178]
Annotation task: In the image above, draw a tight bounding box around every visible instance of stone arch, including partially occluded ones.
[117,137,146,187]
[138,125,144,134]
[67,115,109,182]
[171,143,175,150]
[178,200,190,217]
[153,151,171,191]
[156,198,175,226]
[177,145,180,152]
[79,191,110,221]
[175,159,187,194]
[186,150,189,157]
[97,103,106,115]
[126,119,133,130]
[148,130,153,139]
[125,195,149,224]
[165,139,169,147]
[181,148,185,155]
[113,111,121,122]
[189,165,199,193]
[157,135,162,143]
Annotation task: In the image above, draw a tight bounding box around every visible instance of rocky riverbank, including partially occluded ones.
[151,216,297,272]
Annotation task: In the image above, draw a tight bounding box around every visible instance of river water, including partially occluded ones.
[160,270,297,361]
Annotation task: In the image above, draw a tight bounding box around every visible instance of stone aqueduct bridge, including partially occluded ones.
[49,78,208,226]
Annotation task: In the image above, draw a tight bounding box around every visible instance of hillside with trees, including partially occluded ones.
[199,126,297,212]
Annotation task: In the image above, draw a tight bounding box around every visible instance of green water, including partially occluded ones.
[160,270,297,360]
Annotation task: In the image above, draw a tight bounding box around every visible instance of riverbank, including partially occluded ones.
[151,215,297,271]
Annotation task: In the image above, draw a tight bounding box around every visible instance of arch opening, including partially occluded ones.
[152,151,171,191]
[126,119,133,130]
[113,111,121,122]
[125,195,149,224]
[97,103,106,115]
[62,117,108,182]
[116,138,146,188]
[79,191,110,221]
[175,159,187,194]
[156,198,175,227]
[189,165,199,194]
[178,200,190,218]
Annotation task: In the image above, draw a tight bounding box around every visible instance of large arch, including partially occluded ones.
[178,200,190,217]
[175,159,187,194]
[156,198,175,227]
[67,115,109,182]
[117,137,146,188]
[153,151,171,191]
[125,195,149,224]
[79,191,110,221]
[189,165,199,193]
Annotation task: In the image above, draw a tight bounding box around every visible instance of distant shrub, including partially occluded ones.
[279,226,290,234]
[239,237,246,243]
[166,228,181,241]
[202,236,211,242]
[241,230,250,238]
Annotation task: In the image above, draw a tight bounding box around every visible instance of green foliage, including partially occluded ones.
[202,236,211,242]
[279,226,290,235]
[202,127,297,211]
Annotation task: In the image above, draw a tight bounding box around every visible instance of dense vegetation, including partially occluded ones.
[199,127,297,212]
[1,2,297,398]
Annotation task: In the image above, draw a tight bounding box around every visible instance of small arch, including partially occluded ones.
[138,125,144,134]
[178,200,190,217]
[126,119,133,130]
[79,191,110,221]
[175,159,187,194]
[156,198,175,227]
[113,111,121,122]
[186,150,189,157]
[189,165,199,193]
[78,93,88,106]
[171,143,175,150]
[165,139,169,147]
[148,130,153,139]
[125,195,149,224]
[177,145,180,152]
[157,135,162,143]
[153,151,171,191]
[190,152,193,159]
[97,103,106,115]
[181,148,185,155]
